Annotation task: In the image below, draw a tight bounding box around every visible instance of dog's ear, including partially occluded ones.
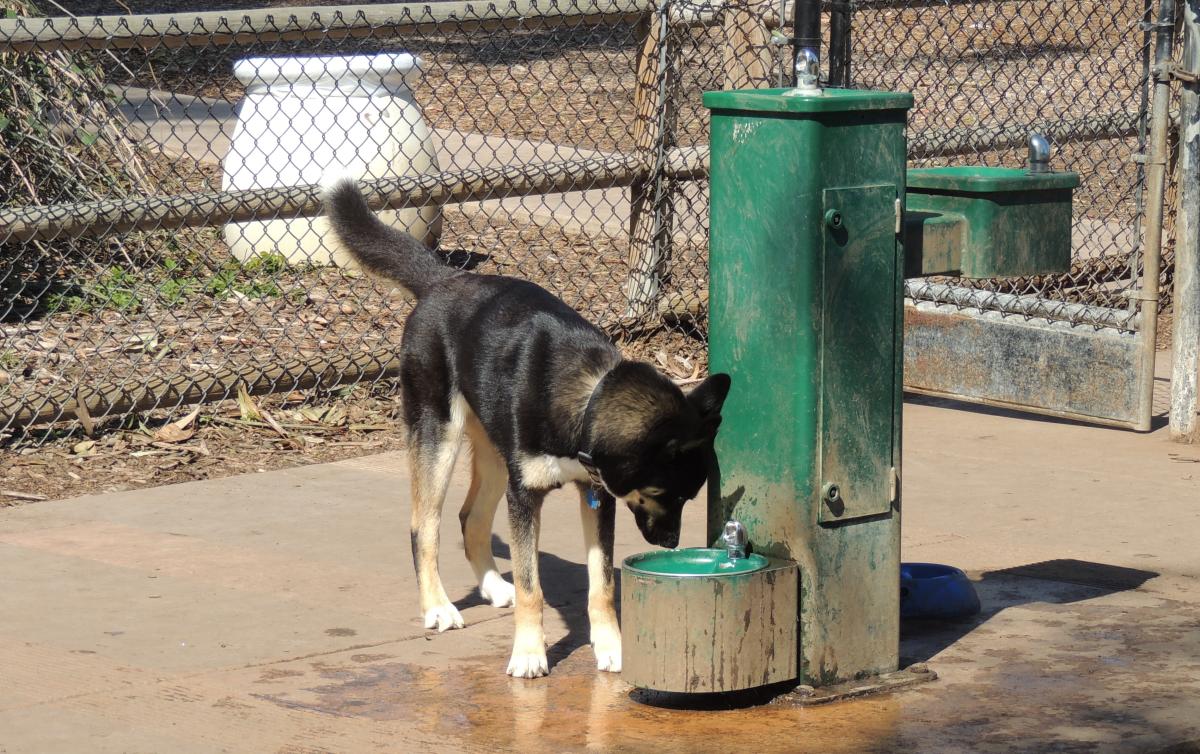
[687,373,731,439]
[687,373,731,418]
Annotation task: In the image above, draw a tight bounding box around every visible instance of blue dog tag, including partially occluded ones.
[586,487,601,510]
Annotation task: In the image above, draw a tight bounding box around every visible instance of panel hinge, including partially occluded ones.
[889,466,899,504]
[894,197,902,235]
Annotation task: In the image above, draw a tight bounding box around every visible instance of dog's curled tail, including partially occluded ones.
[322,178,454,298]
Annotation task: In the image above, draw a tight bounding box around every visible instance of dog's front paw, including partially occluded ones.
[592,626,622,673]
[480,572,516,608]
[594,646,622,673]
[423,603,465,632]
[506,651,550,679]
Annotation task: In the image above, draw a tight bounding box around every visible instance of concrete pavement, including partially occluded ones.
[1,357,1199,752]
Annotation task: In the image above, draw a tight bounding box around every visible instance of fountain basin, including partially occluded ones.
[623,547,769,577]
[621,549,798,693]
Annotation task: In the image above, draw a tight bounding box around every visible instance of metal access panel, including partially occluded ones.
[820,185,898,523]
[904,301,1145,428]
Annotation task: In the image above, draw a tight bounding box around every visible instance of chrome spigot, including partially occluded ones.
[722,520,748,560]
[1027,132,1051,174]
[793,48,821,93]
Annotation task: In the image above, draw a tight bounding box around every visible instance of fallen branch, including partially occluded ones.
[1,489,48,501]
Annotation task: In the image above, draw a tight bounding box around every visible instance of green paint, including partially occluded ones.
[623,548,769,576]
[706,87,908,687]
[906,165,1079,193]
[702,88,914,114]
[906,166,1078,277]
[902,210,966,277]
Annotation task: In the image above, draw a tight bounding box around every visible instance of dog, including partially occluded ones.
[323,181,730,678]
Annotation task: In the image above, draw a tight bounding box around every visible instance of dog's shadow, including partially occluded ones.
[452,534,612,668]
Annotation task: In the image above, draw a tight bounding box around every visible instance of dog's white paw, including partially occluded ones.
[423,603,465,632]
[480,572,516,608]
[595,646,622,673]
[506,651,550,679]
[592,626,622,673]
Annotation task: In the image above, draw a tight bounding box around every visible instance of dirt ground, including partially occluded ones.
[0,197,708,504]
[0,333,704,505]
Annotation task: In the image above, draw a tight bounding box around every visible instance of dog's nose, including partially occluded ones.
[661,532,679,549]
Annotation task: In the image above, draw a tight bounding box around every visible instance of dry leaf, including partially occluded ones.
[153,408,200,443]
[259,409,289,438]
[72,440,96,456]
[237,385,263,422]
[153,424,194,444]
[321,405,348,427]
[298,407,325,423]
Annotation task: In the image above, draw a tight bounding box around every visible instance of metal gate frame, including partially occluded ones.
[1170,0,1200,440]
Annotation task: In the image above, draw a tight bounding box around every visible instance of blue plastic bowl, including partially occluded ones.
[900,562,981,620]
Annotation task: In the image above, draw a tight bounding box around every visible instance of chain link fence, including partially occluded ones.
[0,0,708,446]
[0,0,1173,445]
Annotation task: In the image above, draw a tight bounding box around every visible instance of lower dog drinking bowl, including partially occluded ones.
[900,562,981,620]
[621,547,798,693]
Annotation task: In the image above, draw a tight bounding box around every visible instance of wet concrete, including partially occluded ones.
[161,571,1198,753]
[2,374,1200,752]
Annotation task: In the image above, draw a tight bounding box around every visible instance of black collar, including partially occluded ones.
[576,450,606,489]
[577,371,611,492]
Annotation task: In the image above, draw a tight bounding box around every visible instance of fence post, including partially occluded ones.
[1170,0,1200,439]
[623,2,676,323]
[1133,0,1175,431]
[828,0,852,87]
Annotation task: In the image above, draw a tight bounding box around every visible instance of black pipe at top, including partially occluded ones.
[793,0,822,61]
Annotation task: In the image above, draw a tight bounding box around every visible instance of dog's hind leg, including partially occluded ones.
[459,419,514,608]
[505,481,550,678]
[409,395,467,632]
[578,485,621,672]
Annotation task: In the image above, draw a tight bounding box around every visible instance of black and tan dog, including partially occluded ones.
[323,181,730,678]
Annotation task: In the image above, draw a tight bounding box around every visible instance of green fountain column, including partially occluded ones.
[704,88,913,686]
